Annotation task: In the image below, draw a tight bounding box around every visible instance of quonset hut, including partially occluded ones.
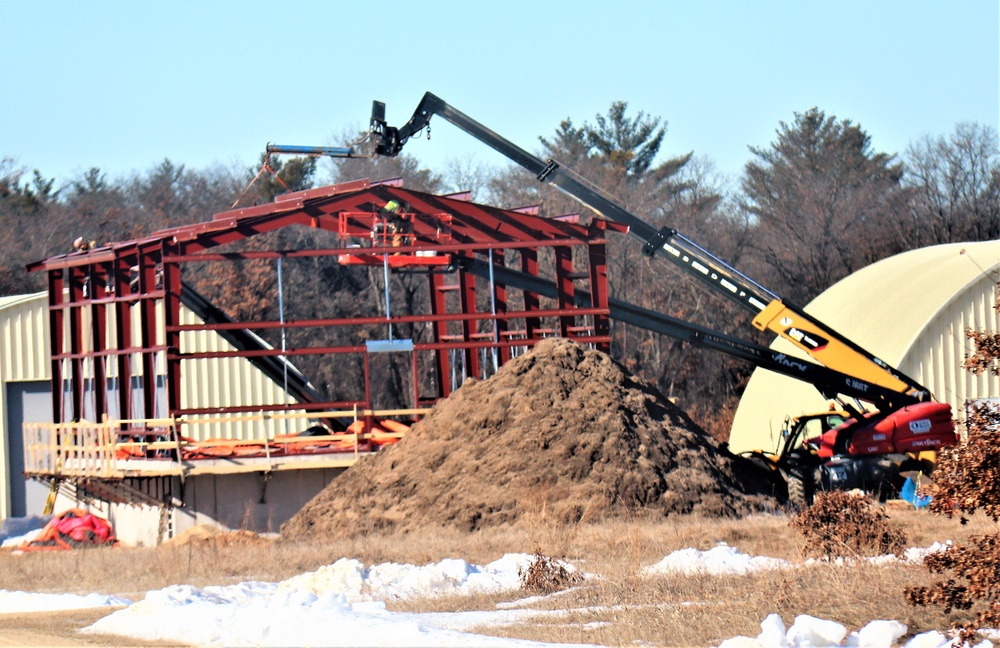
[729,240,1000,454]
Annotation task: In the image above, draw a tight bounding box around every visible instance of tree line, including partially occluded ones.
[1,106,997,439]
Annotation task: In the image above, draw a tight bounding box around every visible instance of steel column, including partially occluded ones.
[67,265,86,421]
[520,248,540,341]
[458,258,479,380]
[589,239,610,353]
[162,242,183,418]
[89,263,109,420]
[429,271,452,397]
[113,254,134,420]
[554,246,575,338]
[47,270,65,422]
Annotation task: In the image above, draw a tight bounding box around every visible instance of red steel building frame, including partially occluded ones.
[28,178,620,427]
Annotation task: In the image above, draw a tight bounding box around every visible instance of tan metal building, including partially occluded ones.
[729,240,1000,453]
[0,291,318,534]
[0,292,51,520]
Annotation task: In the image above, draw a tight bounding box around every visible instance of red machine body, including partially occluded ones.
[812,401,956,459]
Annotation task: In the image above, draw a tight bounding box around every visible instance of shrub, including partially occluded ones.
[925,402,1000,524]
[791,491,907,559]
[905,534,1000,644]
[518,547,582,593]
[906,399,1000,644]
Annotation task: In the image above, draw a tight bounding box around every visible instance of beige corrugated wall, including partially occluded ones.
[728,241,1000,453]
[0,292,50,518]
[175,306,310,440]
[1,293,312,515]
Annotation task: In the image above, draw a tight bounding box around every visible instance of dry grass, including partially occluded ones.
[0,507,982,646]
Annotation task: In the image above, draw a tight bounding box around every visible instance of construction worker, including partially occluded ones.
[377,200,411,249]
[72,237,95,252]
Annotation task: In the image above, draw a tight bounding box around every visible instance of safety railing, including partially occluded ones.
[22,407,429,479]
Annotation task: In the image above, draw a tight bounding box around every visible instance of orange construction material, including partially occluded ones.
[345,416,409,449]
[21,508,117,551]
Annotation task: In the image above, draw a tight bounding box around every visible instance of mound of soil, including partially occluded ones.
[282,338,772,540]
[163,524,272,548]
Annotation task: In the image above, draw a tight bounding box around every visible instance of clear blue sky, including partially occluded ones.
[3,1,997,188]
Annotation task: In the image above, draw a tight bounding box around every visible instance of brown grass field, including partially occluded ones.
[0,507,993,647]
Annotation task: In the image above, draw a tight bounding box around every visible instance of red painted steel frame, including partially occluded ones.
[28,178,618,426]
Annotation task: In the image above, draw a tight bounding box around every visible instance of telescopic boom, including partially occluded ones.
[369,92,932,401]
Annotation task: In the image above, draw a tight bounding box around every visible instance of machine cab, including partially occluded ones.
[781,410,848,455]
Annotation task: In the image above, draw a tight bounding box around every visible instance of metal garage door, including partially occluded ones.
[6,381,52,517]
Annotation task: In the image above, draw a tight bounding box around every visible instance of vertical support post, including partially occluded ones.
[429,272,450,398]
[137,249,159,419]
[489,248,509,368]
[276,256,289,434]
[362,351,372,409]
[411,350,420,408]
[114,253,134,420]
[48,270,65,423]
[90,263,109,421]
[458,260,479,382]
[162,242,183,419]
[520,249,540,341]
[554,246,575,338]
[486,249,498,374]
[589,238,610,353]
[382,252,393,341]
[68,265,86,421]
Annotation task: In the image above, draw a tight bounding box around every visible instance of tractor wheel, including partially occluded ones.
[782,468,815,509]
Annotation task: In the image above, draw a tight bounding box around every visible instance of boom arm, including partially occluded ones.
[457,256,915,411]
[370,92,931,400]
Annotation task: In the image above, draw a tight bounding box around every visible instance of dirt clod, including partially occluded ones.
[282,337,772,540]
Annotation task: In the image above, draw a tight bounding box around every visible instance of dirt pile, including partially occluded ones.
[282,337,772,539]
[163,525,272,548]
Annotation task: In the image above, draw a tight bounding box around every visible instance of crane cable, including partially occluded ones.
[230,156,293,208]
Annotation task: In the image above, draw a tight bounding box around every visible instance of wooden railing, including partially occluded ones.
[22,408,429,479]
[23,419,124,478]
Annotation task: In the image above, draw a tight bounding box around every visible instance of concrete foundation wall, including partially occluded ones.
[53,468,345,546]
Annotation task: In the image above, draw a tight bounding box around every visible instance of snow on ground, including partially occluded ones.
[0,514,48,548]
[0,589,132,613]
[639,542,953,577]
[640,543,793,576]
[0,536,986,648]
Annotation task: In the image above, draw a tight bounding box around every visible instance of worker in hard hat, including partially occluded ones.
[376,200,411,250]
[72,237,96,252]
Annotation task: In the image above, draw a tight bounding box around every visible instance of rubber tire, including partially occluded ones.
[782,468,815,509]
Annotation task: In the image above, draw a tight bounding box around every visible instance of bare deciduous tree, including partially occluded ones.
[903,122,1000,245]
[742,108,908,306]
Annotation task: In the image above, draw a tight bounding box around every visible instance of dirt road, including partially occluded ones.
[0,609,187,647]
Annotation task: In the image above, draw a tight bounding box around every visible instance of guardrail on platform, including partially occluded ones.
[22,407,430,479]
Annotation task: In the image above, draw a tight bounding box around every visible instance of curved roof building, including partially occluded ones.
[728,240,1000,453]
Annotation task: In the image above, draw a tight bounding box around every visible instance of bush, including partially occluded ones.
[906,399,1000,644]
[791,491,907,559]
[518,547,582,593]
[926,402,1000,524]
[905,534,1000,644]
